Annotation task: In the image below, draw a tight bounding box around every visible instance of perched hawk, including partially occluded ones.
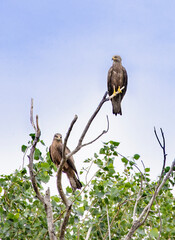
[107,55,128,115]
[49,133,82,191]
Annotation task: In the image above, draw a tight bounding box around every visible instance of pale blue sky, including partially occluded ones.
[0,1,175,187]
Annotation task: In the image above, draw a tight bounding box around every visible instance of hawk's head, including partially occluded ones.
[53,133,62,142]
[112,55,122,63]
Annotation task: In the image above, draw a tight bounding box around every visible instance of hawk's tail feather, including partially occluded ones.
[67,172,82,191]
[112,98,122,115]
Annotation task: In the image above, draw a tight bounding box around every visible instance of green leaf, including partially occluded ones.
[51,195,60,203]
[84,158,91,163]
[40,140,45,145]
[21,145,27,153]
[40,162,50,170]
[121,157,128,164]
[29,133,35,140]
[133,154,140,160]
[7,213,19,222]
[145,168,150,172]
[39,172,50,183]
[66,186,72,193]
[113,151,118,156]
[95,159,103,168]
[77,206,84,216]
[99,148,106,154]
[150,228,159,238]
[165,166,170,173]
[34,148,42,160]
[109,141,120,147]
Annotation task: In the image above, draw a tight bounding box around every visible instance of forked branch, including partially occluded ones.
[56,91,115,239]
[124,129,175,240]
[28,99,56,240]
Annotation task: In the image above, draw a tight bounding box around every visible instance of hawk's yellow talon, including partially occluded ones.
[118,86,122,93]
[113,86,117,95]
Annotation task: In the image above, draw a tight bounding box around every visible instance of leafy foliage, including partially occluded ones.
[0,138,174,239]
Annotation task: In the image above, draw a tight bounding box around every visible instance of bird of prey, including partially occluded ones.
[107,55,128,115]
[49,133,82,191]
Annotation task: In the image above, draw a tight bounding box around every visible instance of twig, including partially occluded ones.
[81,115,109,148]
[102,199,130,240]
[30,98,36,131]
[117,151,144,176]
[77,200,97,239]
[85,159,95,184]
[141,159,162,239]
[133,174,143,222]
[85,226,92,240]
[63,115,78,160]
[106,206,111,240]
[66,92,109,159]
[154,128,167,184]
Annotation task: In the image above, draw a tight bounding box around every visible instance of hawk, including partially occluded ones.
[49,133,82,191]
[107,55,128,115]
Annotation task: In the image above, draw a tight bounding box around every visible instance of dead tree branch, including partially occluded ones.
[59,205,72,240]
[56,91,115,239]
[124,129,175,240]
[56,115,78,207]
[28,99,56,240]
[56,116,77,239]
[28,99,43,203]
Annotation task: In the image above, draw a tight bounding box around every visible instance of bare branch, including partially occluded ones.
[85,159,95,184]
[108,86,125,100]
[85,226,92,240]
[30,98,36,131]
[63,115,78,159]
[154,128,167,183]
[28,99,56,240]
[124,159,175,240]
[56,117,78,207]
[77,200,97,239]
[59,205,72,240]
[124,128,174,240]
[65,92,108,159]
[28,101,43,203]
[57,169,72,206]
[64,87,122,160]
[44,188,57,240]
[102,199,129,240]
[133,174,143,221]
[106,206,111,240]
[81,115,109,148]
[77,92,108,146]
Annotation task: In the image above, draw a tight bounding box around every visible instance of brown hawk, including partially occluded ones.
[49,133,82,191]
[107,55,128,115]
